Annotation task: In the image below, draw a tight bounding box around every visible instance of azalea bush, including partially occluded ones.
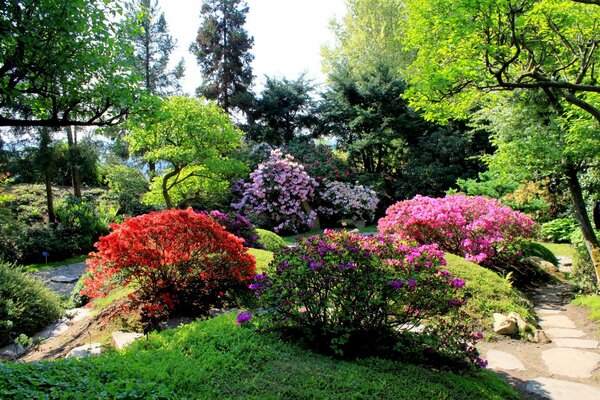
[81,209,256,329]
[201,210,264,249]
[233,149,318,234]
[378,194,537,274]
[317,180,379,222]
[250,230,482,367]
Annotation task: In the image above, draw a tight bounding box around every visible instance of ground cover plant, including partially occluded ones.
[250,230,484,367]
[379,194,537,281]
[202,210,264,249]
[81,208,256,330]
[0,313,518,399]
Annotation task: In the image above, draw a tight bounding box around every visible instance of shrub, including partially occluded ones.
[0,261,62,346]
[540,218,579,243]
[81,209,256,330]
[256,228,287,252]
[250,230,482,366]
[317,180,379,222]
[201,210,264,249]
[102,165,152,216]
[570,228,599,293]
[378,195,537,273]
[233,149,318,234]
[284,140,350,183]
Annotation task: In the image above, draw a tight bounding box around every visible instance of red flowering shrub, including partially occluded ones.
[82,208,256,329]
[378,195,537,275]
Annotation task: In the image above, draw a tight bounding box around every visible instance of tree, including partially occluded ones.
[126,97,247,209]
[127,0,185,96]
[403,0,600,285]
[190,0,254,114]
[0,0,144,128]
[245,75,317,145]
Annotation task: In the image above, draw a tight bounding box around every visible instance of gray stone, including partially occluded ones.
[112,331,143,350]
[535,307,562,315]
[525,377,600,400]
[50,275,79,283]
[541,348,600,378]
[544,328,586,338]
[538,315,577,329]
[67,343,102,358]
[552,338,599,349]
[65,307,92,323]
[486,350,525,371]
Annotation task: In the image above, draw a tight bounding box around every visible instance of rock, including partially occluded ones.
[65,308,92,324]
[541,348,600,378]
[67,343,103,358]
[544,328,586,338]
[552,338,599,349]
[534,307,562,315]
[50,275,79,283]
[526,377,600,400]
[538,315,577,329]
[527,329,551,344]
[485,350,525,371]
[112,331,143,350]
[508,312,532,332]
[493,313,518,335]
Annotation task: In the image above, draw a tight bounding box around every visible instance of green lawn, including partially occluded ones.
[573,295,600,334]
[23,254,89,272]
[0,312,518,399]
[537,242,576,259]
[282,224,378,244]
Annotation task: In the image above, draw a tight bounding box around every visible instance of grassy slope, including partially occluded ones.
[0,313,518,399]
[282,225,378,244]
[23,255,89,272]
[573,295,600,334]
[537,242,576,259]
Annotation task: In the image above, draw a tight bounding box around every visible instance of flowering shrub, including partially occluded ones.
[233,149,318,234]
[201,210,264,249]
[81,209,256,329]
[378,194,537,271]
[250,230,482,366]
[285,141,350,183]
[317,180,379,222]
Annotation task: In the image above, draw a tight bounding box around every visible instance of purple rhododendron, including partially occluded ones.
[236,312,253,324]
[317,180,379,222]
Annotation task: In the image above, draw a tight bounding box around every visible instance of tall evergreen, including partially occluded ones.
[190,0,254,114]
[128,0,185,96]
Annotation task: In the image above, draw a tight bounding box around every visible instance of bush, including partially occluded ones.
[0,261,62,346]
[250,230,483,367]
[378,195,537,274]
[233,149,318,234]
[102,165,152,216]
[284,140,350,183]
[69,271,92,308]
[81,209,256,330]
[201,210,264,249]
[317,180,379,223]
[570,228,599,292]
[540,218,579,243]
[255,229,287,252]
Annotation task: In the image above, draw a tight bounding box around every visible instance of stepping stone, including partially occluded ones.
[485,350,525,371]
[538,315,576,329]
[526,377,600,400]
[66,308,92,323]
[552,338,599,349]
[545,328,586,338]
[541,348,600,378]
[67,343,103,358]
[50,275,79,283]
[112,331,143,350]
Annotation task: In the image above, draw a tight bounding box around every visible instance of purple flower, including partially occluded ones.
[236,312,252,324]
[475,357,488,368]
[390,280,404,289]
[450,278,466,289]
[408,279,416,289]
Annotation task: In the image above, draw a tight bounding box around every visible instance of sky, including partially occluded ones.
[158,0,347,95]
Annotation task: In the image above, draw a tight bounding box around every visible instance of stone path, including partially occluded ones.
[32,261,87,296]
[480,279,600,400]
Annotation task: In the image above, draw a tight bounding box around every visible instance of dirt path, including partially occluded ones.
[478,282,600,400]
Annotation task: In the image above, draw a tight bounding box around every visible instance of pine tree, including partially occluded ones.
[128,0,185,96]
[190,0,254,114]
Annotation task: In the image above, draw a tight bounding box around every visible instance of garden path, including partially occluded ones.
[478,278,600,400]
[32,261,87,296]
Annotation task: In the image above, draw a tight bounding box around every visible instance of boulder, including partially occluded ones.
[67,343,103,358]
[508,312,532,332]
[493,313,518,335]
[527,329,551,344]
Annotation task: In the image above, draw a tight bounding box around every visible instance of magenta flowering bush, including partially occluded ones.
[378,194,537,272]
[233,149,318,234]
[200,210,264,249]
[250,230,483,367]
[317,180,379,222]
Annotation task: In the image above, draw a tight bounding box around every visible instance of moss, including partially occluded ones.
[255,229,287,252]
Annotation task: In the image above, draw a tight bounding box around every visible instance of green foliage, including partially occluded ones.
[573,295,600,330]
[69,271,93,309]
[570,228,600,292]
[246,248,273,273]
[0,313,518,399]
[190,0,254,113]
[520,242,559,266]
[255,229,286,253]
[127,96,247,208]
[455,171,519,200]
[102,164,152,216]
[540,218,579,243]
[0,261,62,346]
[443,254,534,334]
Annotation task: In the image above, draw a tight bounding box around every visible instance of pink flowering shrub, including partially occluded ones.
[317,180,379,222]
[233,149,318,234]
[378,194,537,272]
[249,230,483,367]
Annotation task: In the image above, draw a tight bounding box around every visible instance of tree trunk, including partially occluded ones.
[45,171,56,223]
[565,164,600,287]
[65,125,81,197]
[38,128,56,223]
[161,167,179,209]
